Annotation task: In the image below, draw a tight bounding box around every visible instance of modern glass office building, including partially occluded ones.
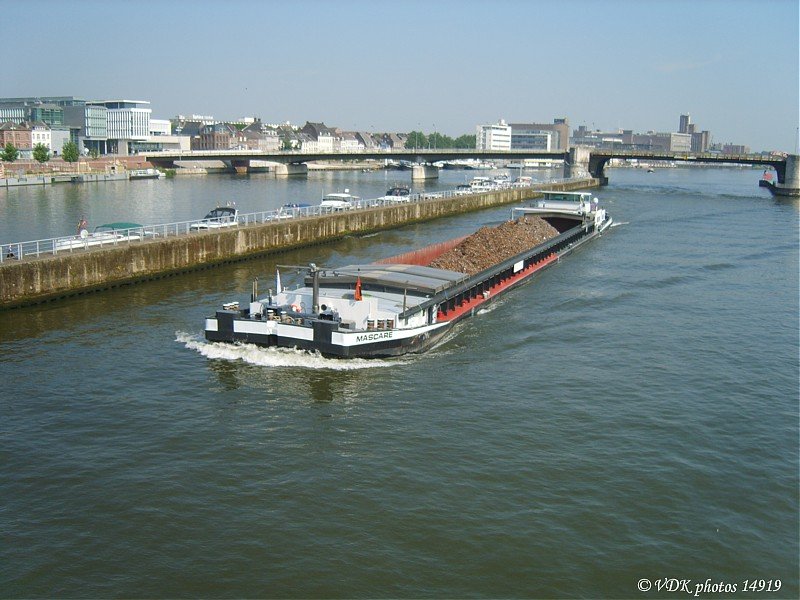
[88,100,151,154]
[64,104,109,154]
[510,127,555,151]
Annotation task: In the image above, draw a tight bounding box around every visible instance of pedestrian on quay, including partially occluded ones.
[77,217,88,237]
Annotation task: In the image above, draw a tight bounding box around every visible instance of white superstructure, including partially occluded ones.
[319,191,359,211]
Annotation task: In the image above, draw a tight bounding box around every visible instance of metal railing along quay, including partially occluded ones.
[0,178,577,264]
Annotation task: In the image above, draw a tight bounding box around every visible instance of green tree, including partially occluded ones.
[428,132,454,149]
[404,131,427,149]
[453,134,477,149]
[61,141,79,163]
[1,143,19,162]
[88,147,100,159]
[281,137,294,151]
[33,143,50,164]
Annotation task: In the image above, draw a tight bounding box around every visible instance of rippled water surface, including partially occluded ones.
[1,167,797,598]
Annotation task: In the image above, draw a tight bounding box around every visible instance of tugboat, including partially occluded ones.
[204,191,612,358]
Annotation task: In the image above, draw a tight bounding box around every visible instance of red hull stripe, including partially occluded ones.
[437,253,558,322]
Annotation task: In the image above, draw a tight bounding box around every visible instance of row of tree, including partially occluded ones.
[404,131,476,150]
[1,141,81,163]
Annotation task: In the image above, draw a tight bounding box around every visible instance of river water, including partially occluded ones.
[1,167,797,598]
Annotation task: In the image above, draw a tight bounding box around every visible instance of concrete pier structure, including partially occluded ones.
[274,163,309,177]
[765,154,800,196]
[0,179,597,309]
[566,147,594,182]
[411,164,439,181]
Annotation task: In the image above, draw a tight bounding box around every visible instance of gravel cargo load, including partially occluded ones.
[428,217,559,275]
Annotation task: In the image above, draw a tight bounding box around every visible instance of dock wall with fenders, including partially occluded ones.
[0,179,597,309]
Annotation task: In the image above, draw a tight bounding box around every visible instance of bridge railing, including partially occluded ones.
[144,148,566,156]
[0,177,573,263]
[590,148,777,163]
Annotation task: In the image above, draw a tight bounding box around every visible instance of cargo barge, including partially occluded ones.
[204,191,612,358]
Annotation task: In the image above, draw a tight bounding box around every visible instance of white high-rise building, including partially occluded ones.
[476,119,512,150]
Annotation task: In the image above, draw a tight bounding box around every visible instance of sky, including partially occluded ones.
[3,0,798,151]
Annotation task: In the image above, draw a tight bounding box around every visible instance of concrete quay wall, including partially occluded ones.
[0,179,597,309]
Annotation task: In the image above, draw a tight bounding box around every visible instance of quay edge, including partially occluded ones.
[0,179,598,310]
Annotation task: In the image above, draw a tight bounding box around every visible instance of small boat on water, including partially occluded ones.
[469,176,494,192]
[385,185,410,197]
[512,176,534,187]
[375,185,412,204]
[267,203,312,221]
[442,160,473,170]
[54,222,145,251]
[129,168,163,180]
[204,191,612,358]
[319,191,359,211]
[189,206,239,230]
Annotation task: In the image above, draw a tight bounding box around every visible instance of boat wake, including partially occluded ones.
[476,301,504,316]
[176,332,407,370]
[610,221,629,227]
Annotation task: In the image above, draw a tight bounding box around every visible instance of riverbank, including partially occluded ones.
[0,155,156,187]
[0,178,597,309]
[0,160,388,186]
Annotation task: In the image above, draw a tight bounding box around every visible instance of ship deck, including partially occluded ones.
[310,263,469,296]
[285,284,430,313]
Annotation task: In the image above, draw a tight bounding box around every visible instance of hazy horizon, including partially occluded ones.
[5,0,799,152]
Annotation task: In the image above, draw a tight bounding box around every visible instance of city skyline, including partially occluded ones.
[4,0,798,152]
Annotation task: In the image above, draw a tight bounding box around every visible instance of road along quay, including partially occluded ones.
[0,178,597,310]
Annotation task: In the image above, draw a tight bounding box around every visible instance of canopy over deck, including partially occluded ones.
[312,263,468,296]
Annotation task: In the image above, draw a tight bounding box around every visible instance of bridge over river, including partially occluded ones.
[144,148,799,196]
[585,148,796,195]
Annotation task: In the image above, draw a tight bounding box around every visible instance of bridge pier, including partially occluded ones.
[566,147,601,182]
[412,164,439,181]
[274,163,309,177]
[765,154,800,196]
